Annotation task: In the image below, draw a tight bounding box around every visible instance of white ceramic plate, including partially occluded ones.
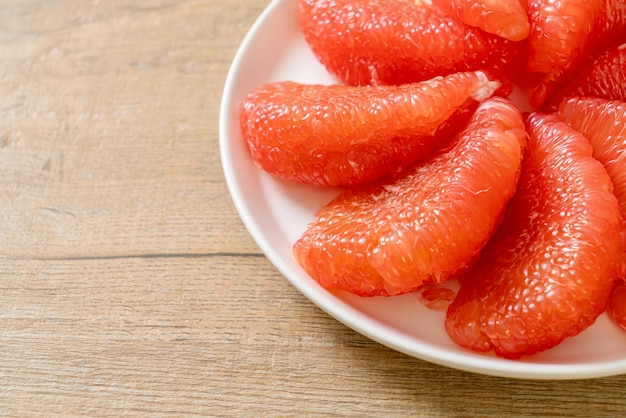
[219,0,626,379]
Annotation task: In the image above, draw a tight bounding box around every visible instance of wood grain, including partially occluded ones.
[0,0,625,416]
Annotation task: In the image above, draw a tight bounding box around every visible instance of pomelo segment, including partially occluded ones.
[543,43,626,111]
[240,71,499,187]
[430,0,530,41]
[557,97,626,332]
[527,0,602,75]
[596,0,626,49]
[298,0,522,87]
[445,113,623,358]
[528,0,626,107]
[557,97,626,211]
[293,97,526,297]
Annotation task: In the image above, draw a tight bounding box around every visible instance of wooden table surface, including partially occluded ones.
[1,0,625,416]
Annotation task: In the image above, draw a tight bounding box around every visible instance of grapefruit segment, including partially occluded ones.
[527,0,602,75]
[528,0,626,107]
[596,0,626,49]
[430,0,530,41]
[557,97,626,332]
[557,97,626,211]
[298,0,522,87]
[239,71,499,187]
[543,43,626,111]
[445,112,623,358]
[293,97,526,297]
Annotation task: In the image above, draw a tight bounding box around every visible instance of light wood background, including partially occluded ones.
[0,0,625,416]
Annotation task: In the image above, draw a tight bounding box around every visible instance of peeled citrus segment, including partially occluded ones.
[445,112,623,359]
[293,97,526,297]
[528,0,626,107]
[240,71,499,187]
[557,97,626,209]
[597,0,626,49]
[542,43,626,111]
[527,0,602,75]
[298,0,521,87]
[430,0,530,41]
[557,97,626,326]
[557,97,626,210]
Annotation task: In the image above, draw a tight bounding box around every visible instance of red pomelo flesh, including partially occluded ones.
[430,0,530,41]
[558,97,626,211]
[298,0,522,87]
[558,97,626,332]
[239,71,499,187]
[445,112,623,358]
[527,0,602,75]
[543,43,626,111]
[293,97,526,297]
[528,0,626,107]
